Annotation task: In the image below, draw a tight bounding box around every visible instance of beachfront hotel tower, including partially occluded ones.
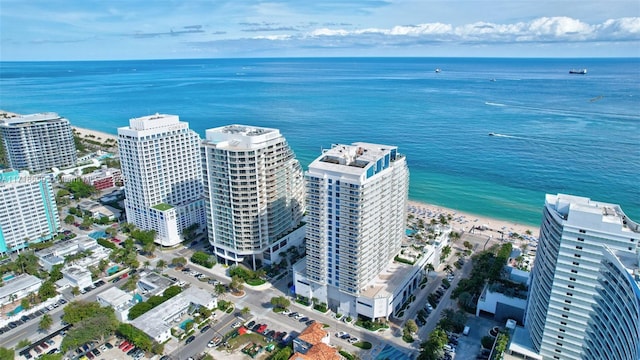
[294,143,418,320]
[118,114,206,247]
[0,112,76,172]
[0,169,60,254]
[201,125,305,270]
[523,194,640,360]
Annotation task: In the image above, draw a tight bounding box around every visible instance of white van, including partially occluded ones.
[463,326,470,336]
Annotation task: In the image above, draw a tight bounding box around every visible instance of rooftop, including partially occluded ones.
[309,142,401,179]
[0,112,63,126]
[0,274,43,299]
[297,322,328,345]
[152,203,173,211]
[131,287,214,339]
[361,257,419,298]
[290,343,341,360]
[97,287,134,310]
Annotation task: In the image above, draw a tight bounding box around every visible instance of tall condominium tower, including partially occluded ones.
[0,112,76,172]
[524,194,640,360]
[202,125,305,269]
[294,143,410,318]
[0,169,60,253]
[118,114,206,247]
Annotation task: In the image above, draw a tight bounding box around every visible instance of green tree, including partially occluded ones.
[190,251,215,268]
[64,215,75,225]
[0,347,14,360]
[20,298,31,310]
[65,179,97,199]
[39,314,53,332]
[230,275,244,293]
[71,287,80,296]
[61,304,118,351]
[163,285,182,299]
[271,346,293,360]
[171,257,187,268]
[214,283,226,297]
[80,216,94,230]
[270,296,291,310]
[17,339,31,349]
[199,307,212,319]
[241,306,251,317]
[405,319,418,334]
[37,355,62,360]
[156,259,166,272]
[117,323,153,351]
[38,281,57,301]
[105,226,118,237]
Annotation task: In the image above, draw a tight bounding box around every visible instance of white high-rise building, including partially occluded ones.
[524,194,640,360]
[118,114,206,246]
[0,169,60,254]
[0,112,76,172]
[294,143,417,320]
[201,125,305,269]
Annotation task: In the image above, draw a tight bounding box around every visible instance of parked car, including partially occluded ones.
[246,320,256,328]
[200,325,211,333]
[185,335,196,344]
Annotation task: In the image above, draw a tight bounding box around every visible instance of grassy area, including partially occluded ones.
[353,341,372,349]
[152,203,174,211]
[227,333,267,350]
[246,278,266,286]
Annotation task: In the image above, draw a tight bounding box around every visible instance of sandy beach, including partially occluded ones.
[72,126,118,142]
[2,110,540,242]
[407,200,539,242]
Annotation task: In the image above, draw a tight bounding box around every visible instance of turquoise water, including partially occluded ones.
[89,231,107,240]
[2,274,15,281]
[1,58,638,226]
[134,293,143,303]
[405,229,416,236]
[107,265,119,275]
[8,305,23,316]
[179,319,193,330]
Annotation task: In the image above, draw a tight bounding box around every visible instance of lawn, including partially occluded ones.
[227,333,267,350]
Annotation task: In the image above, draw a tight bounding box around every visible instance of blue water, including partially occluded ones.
[107,265,119,275]
[2,274,15,281]
[180,319,193,330]
[8,305,23,316]
[1,58,638,226]
[89,231,107,240]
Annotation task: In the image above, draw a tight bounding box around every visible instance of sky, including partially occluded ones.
[1,0,639,61]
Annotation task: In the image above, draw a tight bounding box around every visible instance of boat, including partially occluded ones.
[569,69,587,74]
[488,132,496,136]
[435,68,441,73]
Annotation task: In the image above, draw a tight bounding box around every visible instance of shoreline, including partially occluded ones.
[3,114,541,235]
[72,126,119,143]
[407,200,539,241]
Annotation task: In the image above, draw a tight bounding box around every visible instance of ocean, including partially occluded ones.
[1,57,639,226]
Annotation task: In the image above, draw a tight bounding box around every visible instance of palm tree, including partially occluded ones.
[214,284,226,298]
[39,314,53,332]
[241,307,251,318]
[71,287,80,296]
[424,263,435,274]
[143,260,150,269]
[156,259,166,272]
[444,264,453,274]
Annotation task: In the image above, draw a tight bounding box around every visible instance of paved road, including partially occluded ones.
[0,278,125,350]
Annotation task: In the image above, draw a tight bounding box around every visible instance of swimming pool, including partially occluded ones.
[179,319,194,330]
[8,305,23,316]
[107,265,119,275]
[405,229,416,236]
[2,274,15,281]
[89,231,107,240]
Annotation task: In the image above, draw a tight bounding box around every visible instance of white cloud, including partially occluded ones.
[302,16,640,44]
